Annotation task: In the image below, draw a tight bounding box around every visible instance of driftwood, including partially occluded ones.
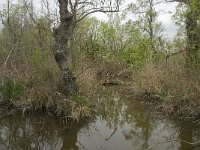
[105,127,117,141]
[102,80,121,86]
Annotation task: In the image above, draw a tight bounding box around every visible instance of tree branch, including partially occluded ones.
[72,0,121,23]
[76,7,119,23]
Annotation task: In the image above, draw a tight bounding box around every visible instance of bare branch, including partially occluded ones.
[76,9,119,23]
[23,0,52,33]
[68,0,121,23]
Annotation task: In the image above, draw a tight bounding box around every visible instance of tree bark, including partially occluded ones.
[53,0,77,97]
[183,0,200,68]
[185,11,199,67]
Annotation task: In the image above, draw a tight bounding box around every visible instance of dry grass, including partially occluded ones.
[76,60,98,96]
[133,58,200,120]
[0,60,93,121]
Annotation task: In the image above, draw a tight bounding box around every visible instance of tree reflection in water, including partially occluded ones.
[96,87,157,149]
[96,87,200,150]
[0,113,86,150]
[0,87,200,150]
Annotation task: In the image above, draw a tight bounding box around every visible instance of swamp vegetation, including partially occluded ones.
[0,0,200,149]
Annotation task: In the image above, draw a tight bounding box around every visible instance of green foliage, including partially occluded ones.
[74,0,167,68]
[76,16,157,68]
[0,78,24,101]
[120,38,150,68]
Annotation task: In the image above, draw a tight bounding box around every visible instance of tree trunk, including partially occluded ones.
[69,26,76,69]
[53,0,77,97]
[148,0,156,62]
[185,13,199,67]
[185,1,200,68]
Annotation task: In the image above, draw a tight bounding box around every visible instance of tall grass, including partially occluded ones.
[0,50,92,121]
[133,54,200,119]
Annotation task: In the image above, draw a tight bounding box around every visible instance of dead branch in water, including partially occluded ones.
[105,127,117,141]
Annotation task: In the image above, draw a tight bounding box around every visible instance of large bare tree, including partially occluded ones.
[54,0,121,97]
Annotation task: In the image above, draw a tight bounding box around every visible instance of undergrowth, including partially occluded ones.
[133,60,200,120]
[0,59,93,121]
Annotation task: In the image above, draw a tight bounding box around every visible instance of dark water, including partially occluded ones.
[0,87,200,150]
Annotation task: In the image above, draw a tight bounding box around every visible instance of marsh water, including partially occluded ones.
[0,87,200,150]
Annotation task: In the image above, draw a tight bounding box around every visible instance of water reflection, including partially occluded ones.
[0,87,200,150]
[96,87,155,149]
[0,113,87,150]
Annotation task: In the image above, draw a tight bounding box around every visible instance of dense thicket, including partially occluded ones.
[0,0,200,120]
